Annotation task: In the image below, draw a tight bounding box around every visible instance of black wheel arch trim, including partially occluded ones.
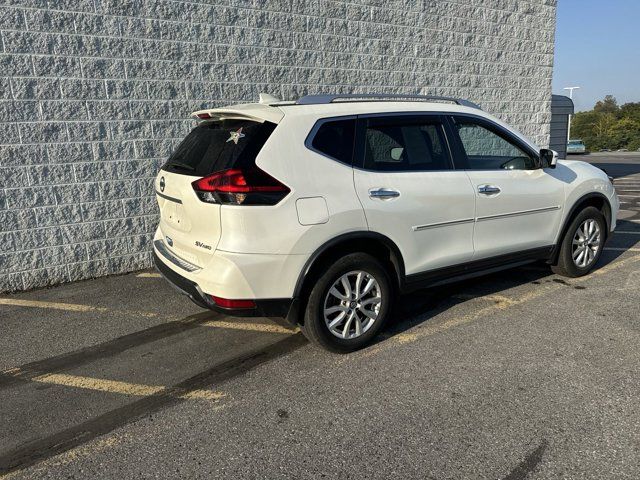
[551,192,612,263]
[293,231,406,298]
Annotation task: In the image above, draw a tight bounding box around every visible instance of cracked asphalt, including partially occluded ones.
[0,153,638,479]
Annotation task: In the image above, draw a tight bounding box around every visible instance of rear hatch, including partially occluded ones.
[155,118,278,268]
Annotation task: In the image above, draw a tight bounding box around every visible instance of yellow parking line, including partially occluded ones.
[137,273,162,278]
[0,297,161,318]
[31,373,225,401]
[202,320,298,334]
[0,298,106,312]
[365,253,640,352]
[451,293,518,307]
[33,373,164,396]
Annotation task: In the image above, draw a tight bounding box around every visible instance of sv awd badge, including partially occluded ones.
[195,241,212,251]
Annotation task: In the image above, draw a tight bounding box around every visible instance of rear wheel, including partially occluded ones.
[551,206,606,277]
[301,253,392,352]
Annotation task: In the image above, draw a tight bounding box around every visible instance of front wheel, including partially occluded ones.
[301,252,392,353]
[551,206,606,277]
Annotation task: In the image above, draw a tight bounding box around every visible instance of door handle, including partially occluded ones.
[369,188,400,200]
[478,185,501,195]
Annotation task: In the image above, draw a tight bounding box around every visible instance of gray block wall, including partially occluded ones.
[0,0,557,292]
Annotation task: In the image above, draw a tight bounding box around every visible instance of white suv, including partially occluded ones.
[153,93,619,352]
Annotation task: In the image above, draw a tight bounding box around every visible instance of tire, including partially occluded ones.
[551,206,606,278]
[301,252,392,353]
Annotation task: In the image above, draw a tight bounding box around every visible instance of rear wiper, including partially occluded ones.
[165,162,195,171]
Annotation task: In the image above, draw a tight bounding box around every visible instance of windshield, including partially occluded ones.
[162,119,277,177]
[568,140,584,146]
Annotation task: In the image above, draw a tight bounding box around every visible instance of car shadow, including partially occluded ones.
[378,231,638,343]
[580,161,640,179]
[380,262,552,339]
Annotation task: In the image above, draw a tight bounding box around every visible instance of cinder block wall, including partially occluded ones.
[0,0,557,292]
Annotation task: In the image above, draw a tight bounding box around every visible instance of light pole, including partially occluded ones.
[563,86,580,143]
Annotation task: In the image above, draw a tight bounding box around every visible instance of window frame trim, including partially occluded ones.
[304,115,358,167]
[446,114,542,171]
[353,112,456,173]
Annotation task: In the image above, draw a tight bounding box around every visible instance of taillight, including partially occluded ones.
[192,168,290,206]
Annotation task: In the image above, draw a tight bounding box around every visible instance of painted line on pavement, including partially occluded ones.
[0,298,161,318]
[604,247,640,252]
[202,320,298,335]
[0,334,305,476]
[30,373,225,401]
[615,231,640,235]
[365,253,640,353]
[136,273,161,278]
[0,298,106,313]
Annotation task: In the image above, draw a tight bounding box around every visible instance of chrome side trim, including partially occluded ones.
[155,190,182,204]
[476,205,561,222]
[413,218,475,231]
[412,206,561,231]
[153,239,200,272]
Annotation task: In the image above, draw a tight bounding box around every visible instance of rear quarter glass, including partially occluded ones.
[162,119,277,177]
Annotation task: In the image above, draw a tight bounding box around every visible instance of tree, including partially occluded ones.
[593,95,619,115]
[569,96,640,151]
[610,118,640,150]
[620,102,640,122]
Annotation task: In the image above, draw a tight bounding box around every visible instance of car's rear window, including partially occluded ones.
[162,119,277,176]
[310,118,356,164]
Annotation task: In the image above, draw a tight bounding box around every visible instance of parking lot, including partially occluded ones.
[0,154,639,479]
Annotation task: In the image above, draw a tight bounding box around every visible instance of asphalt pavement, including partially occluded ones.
[0,154,638,479]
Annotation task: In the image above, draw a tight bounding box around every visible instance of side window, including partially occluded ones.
[310,118,356,164]
[362,117,451,172]
[454,118,537,170]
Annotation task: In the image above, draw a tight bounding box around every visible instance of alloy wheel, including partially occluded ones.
[572,218,601,268]
[323,270,382,339]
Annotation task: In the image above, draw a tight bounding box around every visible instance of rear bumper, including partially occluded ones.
[153,251,296,320]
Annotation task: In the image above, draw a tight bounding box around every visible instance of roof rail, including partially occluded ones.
[296,93,482,110]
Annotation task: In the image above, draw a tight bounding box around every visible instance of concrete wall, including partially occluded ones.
[0,0,557,292]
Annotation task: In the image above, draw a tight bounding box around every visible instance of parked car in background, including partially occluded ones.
[567,139,587,154]
[153,93,619,352]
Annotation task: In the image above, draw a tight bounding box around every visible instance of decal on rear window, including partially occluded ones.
[226,127,246,145]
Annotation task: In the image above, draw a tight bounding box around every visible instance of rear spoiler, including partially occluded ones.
[192,103,284,124]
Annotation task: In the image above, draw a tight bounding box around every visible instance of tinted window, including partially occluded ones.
[310,118,356,164]
[162,119,276,176]
[454,118,536,170]
[362,117,451,171]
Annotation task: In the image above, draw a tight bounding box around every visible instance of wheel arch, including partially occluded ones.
[551,192,612,264]
[291,232,405,322]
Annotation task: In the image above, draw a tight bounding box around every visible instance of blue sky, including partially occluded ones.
[552,0,640,111]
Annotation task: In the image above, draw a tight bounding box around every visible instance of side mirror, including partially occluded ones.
[540,149,558,169]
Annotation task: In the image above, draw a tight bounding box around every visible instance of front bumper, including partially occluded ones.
[153,251,296,320]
